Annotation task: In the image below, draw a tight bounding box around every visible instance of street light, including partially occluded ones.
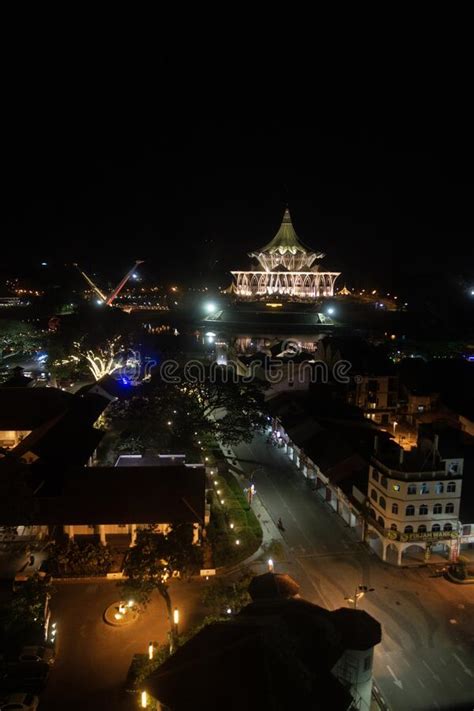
[141,690,148,708]
[392,421,398,437]
[268,558,274,572]
[344,585,375,609]
[148,641,154,660]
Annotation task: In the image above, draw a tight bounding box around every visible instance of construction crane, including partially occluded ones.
[74,261,144,307]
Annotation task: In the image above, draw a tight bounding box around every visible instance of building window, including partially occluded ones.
[448,463,459,474]
[406,505,415,516]
[435,482,444,494]
[418,525,427,533]
[377,516,385,528]
[407,484,417,495]
[444,523,453,532]
[445,503,454,514]
[420,483,430,494]
[392,503,398,514]
[381,476,388,489]
[390,523,398,531]
[404,525,413,533]
[433,503,442,515]
[379,497,386,510]
[447,481,456,493]
[419,505,428,515]
[372,470,379,482]
[371,489,378,502]
[462,525,472,536]
[432,524,441,532]
[392,484,400,492]
[369,507,376,520]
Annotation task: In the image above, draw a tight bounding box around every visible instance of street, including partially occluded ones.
[230,432,474,711]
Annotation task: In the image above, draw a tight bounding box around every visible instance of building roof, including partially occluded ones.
[11,392,109,466]
[0,464,206,527]
[144,591,381,711]
[0,387,74,431]
[251,208,321,257]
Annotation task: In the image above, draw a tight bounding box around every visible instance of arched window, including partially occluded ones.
[379,496,386,510]
[435,482,444,494]
[407,484,417,495]
[381,476,388,489]
[390,523,398,531]
[369,507,376,520]
[377,516,385,528]
[447,481,456,493]
[392,503,398,514]
[444,523,453,531]
[432,524,441,532]
[372,470,379,482]
[433,503,442,514]
[371,489,378,502]
[445,503,454,514]
[417,525,427,533]
[419,504,428,515]
[404,525,413,533]
[420,483,430,494]
[406,505,415,516]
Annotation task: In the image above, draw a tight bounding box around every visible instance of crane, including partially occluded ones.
[74,261,144,307]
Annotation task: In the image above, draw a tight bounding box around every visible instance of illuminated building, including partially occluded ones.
[231,208,340,301]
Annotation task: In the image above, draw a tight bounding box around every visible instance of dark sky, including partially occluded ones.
[2,107,474,298]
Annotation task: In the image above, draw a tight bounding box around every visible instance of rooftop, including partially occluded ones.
[0,464,206,526]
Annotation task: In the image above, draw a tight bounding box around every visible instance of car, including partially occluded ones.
[0,692,39,710]
[18,646,54,665]
[1,662,50,694]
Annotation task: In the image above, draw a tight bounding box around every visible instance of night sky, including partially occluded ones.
[2,109,474,299]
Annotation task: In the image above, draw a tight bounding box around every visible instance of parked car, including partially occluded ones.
[0,692,39,710]
[0,662,49,694]
[18,646,54,665]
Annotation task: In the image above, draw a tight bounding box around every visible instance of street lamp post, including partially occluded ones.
[344,585,375,609]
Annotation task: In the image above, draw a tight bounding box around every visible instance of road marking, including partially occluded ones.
[439,656,447,666]
[386,665,403,689]
[452,653,474,677]
[422,660,441,682]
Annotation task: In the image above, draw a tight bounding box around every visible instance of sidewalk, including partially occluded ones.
[215,441,285,574]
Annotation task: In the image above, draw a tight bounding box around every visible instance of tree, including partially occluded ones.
[3,573,52,640]
[74,335,124,380]
[106,369,267,455]
[0,320,42,362]
[120,524,199,647]
[202,568,253,617]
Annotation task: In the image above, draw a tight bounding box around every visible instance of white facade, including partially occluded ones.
[366,454,462,565]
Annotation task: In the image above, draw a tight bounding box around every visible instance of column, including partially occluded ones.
[99,524,107,546]
[129,524,137,547]
[65,524,74,541]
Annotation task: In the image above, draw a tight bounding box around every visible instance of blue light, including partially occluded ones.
[121,377,131,386]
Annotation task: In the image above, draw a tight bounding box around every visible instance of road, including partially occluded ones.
[230,432,474,711]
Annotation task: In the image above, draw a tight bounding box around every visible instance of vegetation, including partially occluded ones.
[0,573,52,648]
[207,468,262,567]
[120,524,199,648]
[104,371,267,460]
[201,568,253,616]
[47,540,113,576]
[0,320,42,363]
